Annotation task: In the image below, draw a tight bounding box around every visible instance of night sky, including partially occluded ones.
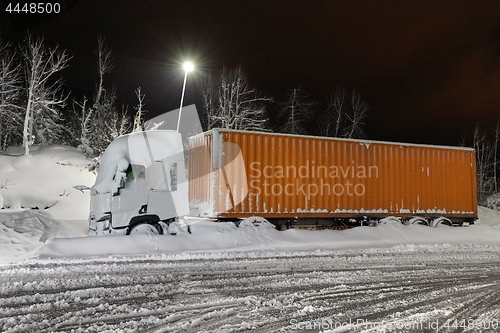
[2,0,500,146]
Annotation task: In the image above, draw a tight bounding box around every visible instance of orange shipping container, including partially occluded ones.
[188,129,477,224]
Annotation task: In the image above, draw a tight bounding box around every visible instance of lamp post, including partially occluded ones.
[177,61,194,132]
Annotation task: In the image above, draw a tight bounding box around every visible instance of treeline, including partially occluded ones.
[0,34,141,157]
[199,66,369,140]
[471,124,500,205]
[0,34,370,159]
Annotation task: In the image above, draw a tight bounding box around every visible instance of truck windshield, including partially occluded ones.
[126,164,145,182]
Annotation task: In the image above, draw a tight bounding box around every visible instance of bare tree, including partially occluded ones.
[200,73,217,130]
[132,87,146,132]
[279,87,315,135]
[106,104,131,140]
[94,35,113,107]
[73,97,94,156]
[0,41,23,151]
[201,66,270,131]
[20,34,70,155]
[71,37,129,157]
[316,88,368,139]
[493,123,500,194]
[90,85,119,155]
[316,88,347,137]
[345,90,369,138]
[89,36,116,151]
[90,37,132,155]
[473,124,495,201]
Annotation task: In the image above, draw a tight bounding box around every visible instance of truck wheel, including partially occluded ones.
[129,222,163,235]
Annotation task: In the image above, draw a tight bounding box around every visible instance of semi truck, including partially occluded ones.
[88,129,477,235]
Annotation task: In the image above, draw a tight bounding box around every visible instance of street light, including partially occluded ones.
[177,61,194,131]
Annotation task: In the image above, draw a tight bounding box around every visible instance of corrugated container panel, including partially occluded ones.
[188,129,477,220]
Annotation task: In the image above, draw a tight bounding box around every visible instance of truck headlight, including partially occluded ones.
[97,214,112,231]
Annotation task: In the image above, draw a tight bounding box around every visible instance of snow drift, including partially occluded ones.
[0,145,95,263]
[36,208,500,260]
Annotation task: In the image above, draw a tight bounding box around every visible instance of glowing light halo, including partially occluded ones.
[183,61,194,72]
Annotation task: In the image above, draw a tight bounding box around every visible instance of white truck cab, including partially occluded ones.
[88,130,189,235]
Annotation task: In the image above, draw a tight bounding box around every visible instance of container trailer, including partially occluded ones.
[188,129,477,229]
[89,129,477,235]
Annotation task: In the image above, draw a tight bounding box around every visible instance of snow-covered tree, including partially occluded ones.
[20,34,70,155]
[465,123,500,204]
[0,41,23,151]
[89,85,120,155]
[473,125,495,201]
[87,36,119,155]
[492,123,500,194]
[201,66,270,131]
[106,104,131,140]
[132,87,146,132]
[71,36,130,157]
[316,88,368,139]
[345,90,369,138]
[316,88,347,138]
[94,35,113,107]
[72,96,94,156]
[278,87,315,135]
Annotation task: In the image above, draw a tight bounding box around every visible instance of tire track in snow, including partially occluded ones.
[1,247,500,332]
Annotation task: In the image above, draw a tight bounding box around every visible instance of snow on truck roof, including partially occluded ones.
[91,130,182,194]
[189,128,475,152]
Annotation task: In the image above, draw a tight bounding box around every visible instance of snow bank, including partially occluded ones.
[0,210,76,263]
[0,145,95,218]
[3,205,500,264]
[476,205,500,227]
[0,145,95,263]
[37,210,500,261]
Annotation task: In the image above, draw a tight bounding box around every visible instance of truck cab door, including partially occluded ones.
[146,160,178,220]
[109,165,149,230]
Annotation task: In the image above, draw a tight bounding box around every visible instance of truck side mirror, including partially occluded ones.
[74,185,90,192]
[113,171,126,196]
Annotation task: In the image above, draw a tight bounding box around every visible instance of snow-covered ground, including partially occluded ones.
[0,146,94,264]
[2,145,500,332]
[2,244,500,332]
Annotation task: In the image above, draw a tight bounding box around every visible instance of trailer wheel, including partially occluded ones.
[408,217,429,226]
[431,217,452,227]
[128,222,163,235]
[379,216,401,225]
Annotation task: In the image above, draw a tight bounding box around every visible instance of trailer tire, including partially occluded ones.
[431,217,452,227]
[379,216,401,225]
[408,217,429,226]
